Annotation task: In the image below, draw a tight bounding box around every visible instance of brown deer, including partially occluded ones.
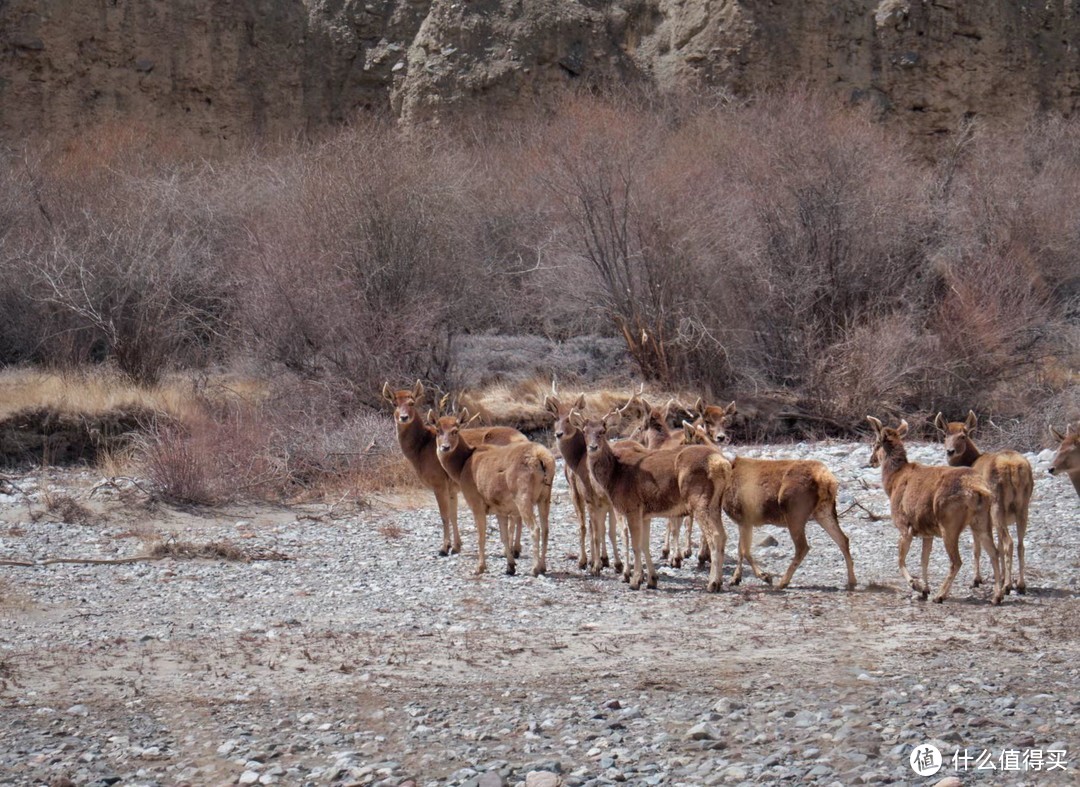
[688,398,737,565]
[581,414,732,591]
[867,417,1003,605]
[683,420,856,591]
[382,381,526,556]
[1048,423,1080,498]
[431,409,555,577]
[620,394,696,568]
[544,393,621,576]
[934,411,1034,593]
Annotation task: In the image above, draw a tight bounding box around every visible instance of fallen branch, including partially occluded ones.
[838,499,887,522]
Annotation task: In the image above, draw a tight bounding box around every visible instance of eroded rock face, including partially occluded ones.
[3,0,1079,146]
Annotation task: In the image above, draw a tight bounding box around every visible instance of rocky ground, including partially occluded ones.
[1,439,1078,787]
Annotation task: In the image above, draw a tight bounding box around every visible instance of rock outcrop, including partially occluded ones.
[3,0,1079,147]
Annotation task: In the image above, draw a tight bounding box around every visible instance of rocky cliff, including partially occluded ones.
[3,0,1079,147]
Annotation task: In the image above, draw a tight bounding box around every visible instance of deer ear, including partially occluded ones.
[544,396,560,416]
[573,393,586,411]
[725,401,737,416]
[933,412,947,433]
[382,382,394,403]
[1049,424,1066,442]
[866,416,883,434]
[897,419,910,438]
[694,397,705,416]
[466,410,482,426]
[412,380,424,400]
[964,410,978,433]
[457,407,470,426]
[569,410,584,429]
[681,420,696,441]
[425,409,436,426]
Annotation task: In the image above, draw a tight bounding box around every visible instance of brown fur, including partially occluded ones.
[432,410,555,577]
[935,411,1034,593]
[868,416,1002,605]
[684,421,856,591]
[582,415,731,591]
[382,381,526,556]
[620,394,696,567]
[1048,423,1080,498]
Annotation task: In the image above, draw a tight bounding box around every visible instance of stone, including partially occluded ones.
[524,772,559,787]
[685,723,721,741]
[238,771,260,785]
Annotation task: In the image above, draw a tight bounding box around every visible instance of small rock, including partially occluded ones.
[933,778,961,787]
[685,722,721,741]
[67,704,88,716]
[757,535,779,547]
[238,771,260,785]
[478,773,504,787]
[524,772,559,787]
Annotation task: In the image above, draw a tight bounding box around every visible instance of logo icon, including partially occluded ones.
[910,743,943,776]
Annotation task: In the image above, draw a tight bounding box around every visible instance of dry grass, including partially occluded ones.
[145,538,289,562]
[0,367,265,421]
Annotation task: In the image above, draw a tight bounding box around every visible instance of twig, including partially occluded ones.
[838,500,887,522]
[89,476,154,499]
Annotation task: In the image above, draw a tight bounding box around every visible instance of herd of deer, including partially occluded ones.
[382,382,1080,606]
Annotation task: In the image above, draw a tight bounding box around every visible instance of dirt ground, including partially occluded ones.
[1,439,1078,787]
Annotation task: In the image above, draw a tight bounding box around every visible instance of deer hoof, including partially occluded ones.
[932,594,945,603]
[1016,583,1026,595]
[846,581,857,592]
[504,564,516,576]
[661,547,670,559]
[601,555,611,568]
[438,548,450,557]
[672,556,682,569]
[683,547,693,559]
[532,566,544,577]
[776,579,790,590]
[647,575,658,589]
[731,574,742,586]
[761,573,773,586]
[706,580,721,593]
[613,561,623,574]
[629,580,641,591]
[578,558,588,570]
[991,593,1003,606]
[513,549,521,559]
[971,577,982,588]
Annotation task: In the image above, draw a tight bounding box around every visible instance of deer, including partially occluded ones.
[867,417,1003,605]
[687,398,738,565]
[382,381,527,556]
[683,417,857,591]
[934,411,1034,593]
[544,393,621,576]
[580,413,732,591]
[1048,423,1080,498]
[431,409,555,577]
[619,393,696,568]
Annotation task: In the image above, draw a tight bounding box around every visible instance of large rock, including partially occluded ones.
[4,0,1080,150]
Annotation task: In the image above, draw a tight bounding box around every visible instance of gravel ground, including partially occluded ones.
[1,440,1078,787]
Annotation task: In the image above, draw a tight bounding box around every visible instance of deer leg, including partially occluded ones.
[589,506,605,576]
[777,522,810,590]
[981,525,1003,606]
[642,517,658,589]
[994,507,1014,594]
[684,513,694,559]
[518,503,543,577]
[627,511,644,590]
[1014,508,1028,594]
[698,526,712,568]
[815,506,857,590]
[741,524,773,585]
[897,524,918,594]
[606,509,622,575]
[511,515,523,560]
[919,537,933,598]
[621,516,632,583]
[933,528,964,603]
[662,518,672,560]
[668,518,683,568]
[494,514,515,575]
[571,483,588,570]
[704,513,727,592]
[433,483,455,557]
[971,532,983,588]
[472,506,489,575]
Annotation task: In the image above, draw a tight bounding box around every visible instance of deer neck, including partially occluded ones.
[587,437,617,492]
[952,437,982,467]
[438,436,474,481]
[398,417,435,465]
[1069,470,1080,497]
[880,443,910,495]
[558,431,587,472]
